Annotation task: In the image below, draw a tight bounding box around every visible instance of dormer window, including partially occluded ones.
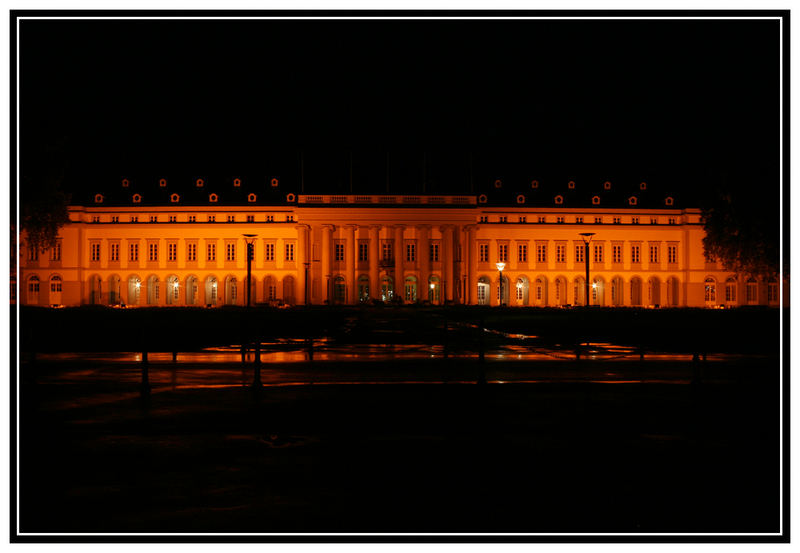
[94,194,104,204]
[478,194,488,204]
[567,181,575,189]
[591,196,601,205]
[196,178,205,188]
[159,178,167,187]
[271,178,279,187]
[233,178,241,187]
[516,194,526,204]
[209,193,218,203]
[531,180,539,189]
[132,194,142,203]
[628,196,638,206]
[121,178,129,188]
[494,179,502,188]
[603,181,611,190]
[640,182,647,190]
[247,193,257,203]
[170,193,180,203]
[554,195,564,205]
[286,193,296,203]
[665,196,674,206]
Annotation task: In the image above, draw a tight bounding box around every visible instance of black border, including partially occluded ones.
[9,9,790,544]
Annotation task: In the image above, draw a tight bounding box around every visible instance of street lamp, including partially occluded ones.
[496,261,506,306]
[579,232,595,307]
[430,282,435,303]
[242,234,258,308]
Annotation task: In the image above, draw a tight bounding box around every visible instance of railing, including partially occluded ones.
[298,195,477,205]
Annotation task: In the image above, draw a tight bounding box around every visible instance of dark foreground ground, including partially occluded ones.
[18,359,781,535]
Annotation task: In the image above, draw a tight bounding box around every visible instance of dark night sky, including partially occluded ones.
[19,16,781,200]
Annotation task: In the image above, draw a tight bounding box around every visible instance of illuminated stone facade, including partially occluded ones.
[17,177,783,308]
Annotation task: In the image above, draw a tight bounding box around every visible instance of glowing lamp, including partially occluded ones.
[495,262,506,272]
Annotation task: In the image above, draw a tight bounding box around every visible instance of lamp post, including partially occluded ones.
[496,262,506,306]
[579,233,595,307]
[242,234,258,308]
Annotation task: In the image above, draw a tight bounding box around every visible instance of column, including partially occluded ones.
[346,224,357,304]
[369,225,380,301]
[296,225,308,305]
[467,225,477,305]
[321,224,333,304]
[394,225,405,300]
[418,225,430,302]
[441,224,454,302]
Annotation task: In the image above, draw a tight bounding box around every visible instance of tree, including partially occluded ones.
[20,140,71,253]
[701,178,781,279]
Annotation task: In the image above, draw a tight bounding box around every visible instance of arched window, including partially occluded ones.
[494,179,502,188]
[248,193,257,203]
[516,194,526,204]
[128,275,142,305]
[477,276,490,305]
[209,193,218,203]
[159,178,167,187]
[428,275,441,304]
[286,193,296,203]
[166,275,180,305]
[264,275,277,302]
[381,275,394,302]
[27,275,40,305]
[628,196,638,206]
[573,276,585,306]
[225,276,238,305]
[554,195,564,205]
[185,275,199,305]
[648,277,661,307]
[94,194,104,203]
[205,276,218,306]
[121,178,129,187]
[404,275,418,302]
[640,182,647,190]
[567,181,575,189]
[704,277,717,304]
[271,178,279,187]
[478,194,488,204]
[630,277,642,306]
[591,196,600,205]
[603,181,611,190]
[332,275,346,303]
[611,276,624,306]
[665,197,674,206]
[516,278,525,301]
[170,193,180,203]
[746,277,758,304]
[132,194,142,203]
[147,275,160,305]
[531,180,539,189]
[196,178,204,187]
[233,178,241,187]
[358,275,370,302]
[725,277,737,303]
[283,275,296,304]
[108,274,121,305]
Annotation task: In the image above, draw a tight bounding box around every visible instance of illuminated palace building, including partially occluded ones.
[19,175,781,308]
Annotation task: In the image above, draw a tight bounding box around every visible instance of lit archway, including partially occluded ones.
[108,274,121,305]
[358,274,370,302]
[146,275,160,305]
[166,275,180,305]
[283,275,296,304]
[128,275,142,306]
[428,274,441,304]
[477,276,490,306]
[515,275,530,306]
[205,276,218,306]
[225,276,238,305]
[185,275,199,305]
[630,276,642,306]
[404,275,418,303]
[380,275,394,301]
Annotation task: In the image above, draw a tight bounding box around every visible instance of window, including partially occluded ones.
[705,278,716,302]
[148,243,158,262]
[50,275,62,293]
[479,243,489,263]
[227,215,235,222]
[593,244,603,263]
[430,243,439,262]
[499,216,507,223]
[265,243,275,262]
[406,243,416,262]
[188,215,196,223]
[90,243,101,262]
[594,217,602,224]
[285,243,295,261]
[746,279,758,303]
[498,243,508,263]
[169,215,177,222]
[247,215,255,223]
[518,216,526,223]
[536,243,546,263]
[130,215,138,223]
[516,279,524,301]
[382,242,393,261]
[111,216,119,223]
[556,244,566,263]
[768,281,779,303]
[28,276,39,293]
[592,197,601,206]
[631,217,639,224]
[129,243,139,262]
[554,196,563,205]
[150,215,157,223]
[725,279,737,302]
[576,217,583,224]
[168,242,178,262]
[187,243,197,262]
[518,244,528,263]
[132,194,142,203]
[668,245,677,264]
[226,243,236,262]
[649,244,659,264]
[170,193,179,202]
[612,244,622,264]
[557,216,564,224]
[631,244,640,264]
[538,216,546,223]
[358,243,369,262]
[209,193,218,202]
[266,215,274,222]
[207,243,216,262]
[50,242,62,261]
[613,217,621,224]
[248,193,257,202]
[92,216,100,223]
[208,215,216,222]
[110,243,119,262]
[575,244,584,263]
[335,242,345,262]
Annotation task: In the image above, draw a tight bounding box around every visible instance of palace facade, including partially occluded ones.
[17,176,783,308]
